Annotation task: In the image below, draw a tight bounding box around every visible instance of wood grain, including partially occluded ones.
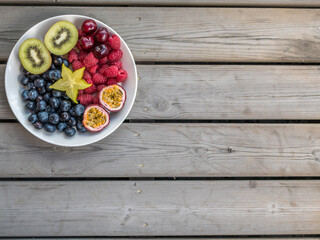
[1,180,320,236]
[2,7,320,62]
[4,64,320,120]
[1,123,320,177]
[56,0,320,7]
[0,0,53,3]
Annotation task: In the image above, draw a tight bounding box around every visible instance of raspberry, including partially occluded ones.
[92,94,100,104]
[79,50,88,62]
[76,40,82,50]
[98,64,109,75]
[68,49,78,63]
[84,83,97,94]
[116,69,128,83]
[83,52,99,68]
[78,28,85,39]
[83,70,92,82]
[72,61,84,71]
[78,89,84,95]
[108,49,123,62]
[108,35,121,50]
[96,84,107,92]
[98,56,108,66]
[89,64,99,75]
[110,61,122,69]
[92,73,106,85]
[106,78,117,85]
[78,94,93,106]
[103,65,118,78]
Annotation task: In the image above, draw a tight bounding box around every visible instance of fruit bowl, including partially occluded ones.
[5,15,138,147]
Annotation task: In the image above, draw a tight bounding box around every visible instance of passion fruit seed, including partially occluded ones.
[85,107,107,128]
[102,86,123,109]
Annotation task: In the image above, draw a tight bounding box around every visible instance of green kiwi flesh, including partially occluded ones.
[44,21,78,55]
[19,38,52,75]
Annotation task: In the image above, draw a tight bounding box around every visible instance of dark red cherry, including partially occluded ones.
[93,44,109,59]
[80,36,95,50]
[81,19,97,34]
[95,27,109,43]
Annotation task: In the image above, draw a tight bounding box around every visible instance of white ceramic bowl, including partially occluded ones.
[5,15,138,147]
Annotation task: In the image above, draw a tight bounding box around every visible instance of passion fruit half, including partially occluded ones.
[83,105,110,132]
[99,84,126,112]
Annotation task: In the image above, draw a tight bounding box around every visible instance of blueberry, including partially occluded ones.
[20,76,30,86]
[26,101,36,111]
[50,64,56,70]
[49,97,60,109]
[44,124,56,133]
[21,90,29,101]
[26,82,35,91]
[64,127,76,137]
[46,82,53,92]
[48,70,60,81]
[62,59,69,68]
[34,78,46,88]
[36,100,47,111]
[45,105,55,113]
[43,93,51,102]
[33,121,44,129]
[37,87,46,95]
[68,107,76,116]
[54,57,63,67]
[36,95,43,102]
[25,71,32,77]
[59,100,71,112]
[68,116,77,126]
[52,90,62,98]
[41,71,49,79]
[49,112,60,125]
[28,89,39,101]
[74,104,85,117]
[76,122,87,133]
[30,74,39,80]
[28,113,38,123]
[60,111,71,122]
[62,92,70,100]
[57,122,68,132]
[38,111,49,123]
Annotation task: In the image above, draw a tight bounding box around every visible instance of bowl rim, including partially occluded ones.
[5,14,138,147]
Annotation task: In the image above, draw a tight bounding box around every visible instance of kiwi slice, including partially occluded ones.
[44,21,78,55]
[19,38,52,75]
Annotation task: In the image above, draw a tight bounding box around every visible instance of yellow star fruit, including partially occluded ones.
[49,64,92,103]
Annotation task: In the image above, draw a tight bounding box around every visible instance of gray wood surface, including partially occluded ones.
[2,7,320,62]
[56,0,320,7]
[1,180,320,236]
[1,123,320,177]
[4,64,320,120]
[0,0,53,3]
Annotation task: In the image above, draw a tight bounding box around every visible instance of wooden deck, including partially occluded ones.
[2,0,320,238]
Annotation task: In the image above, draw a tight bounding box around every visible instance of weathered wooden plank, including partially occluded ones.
[1,180,320,236]
[1,123,320,177]
[56,0,320,7]
[2,7,320,62]
[4,64,320,120]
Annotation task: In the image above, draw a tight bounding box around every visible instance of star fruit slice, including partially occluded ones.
[49,64,92,103]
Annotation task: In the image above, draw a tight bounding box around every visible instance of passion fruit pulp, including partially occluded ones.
[83,105,110,132]
[99,84,126,112]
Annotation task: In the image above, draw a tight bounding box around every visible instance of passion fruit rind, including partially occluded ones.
[99,84,126,112]
[82,104,110,132]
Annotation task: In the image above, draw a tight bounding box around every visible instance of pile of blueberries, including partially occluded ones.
[20,55,87,137]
